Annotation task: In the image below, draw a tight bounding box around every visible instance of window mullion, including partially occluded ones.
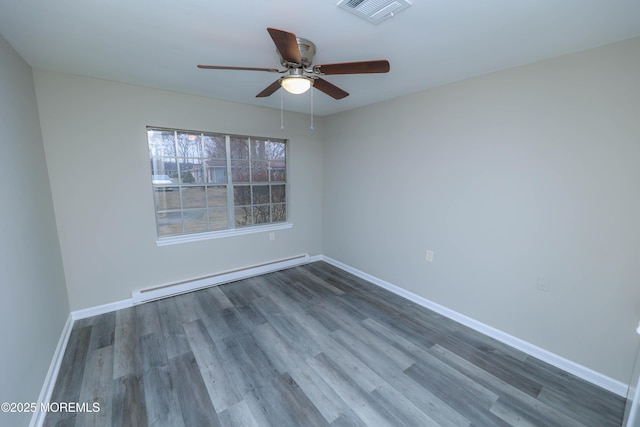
[248,137,253,225]
[173,130,186,234]
[225,135,234,229]
[200,133,211,230]
[268,153,273,223]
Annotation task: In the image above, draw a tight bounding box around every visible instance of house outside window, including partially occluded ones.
[147,127,288,243]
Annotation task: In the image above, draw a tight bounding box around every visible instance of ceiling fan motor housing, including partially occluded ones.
[278,37,316,68]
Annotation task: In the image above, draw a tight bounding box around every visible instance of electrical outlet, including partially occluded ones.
[426,250,434,262]
[269,232,275,241]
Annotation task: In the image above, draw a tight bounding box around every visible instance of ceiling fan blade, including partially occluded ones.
[313,78,349,100]
[197,65,279,72]
[256,79,282,98]
[267,27,302,64]
[315,60,390,75]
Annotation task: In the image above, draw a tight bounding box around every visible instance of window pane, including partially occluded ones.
[252,185,270,205]
[206,161,227,183]
[272,203,286,222]
[231,160,250,182]
[167,167,179,181]
[181,159,201,184]
[148,129,176,157]
[150,160,170,178]
[181,186,206,208]
[251,161,269,182]
[270,162,286,182]
[250,139,268,160]
[233,185,251,205]
[176,132,203,158]
[157,211,183,236]
[151,158,178,181]
[235,207,252,227]
[272,185,285,203]
[155,188,181,210]
[208,208,228,230]
[204,135,226,159]
[206,186,227,207]
[253,205,270,224]
[182,209,208,233]
[268,141,286,160]
[251,139,286,160]
[230,137,249,159]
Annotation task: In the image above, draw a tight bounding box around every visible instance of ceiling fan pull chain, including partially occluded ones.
[310,88,314,131]
[280,88,285,130]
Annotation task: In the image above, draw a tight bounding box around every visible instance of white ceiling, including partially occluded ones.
[1,0,639,116]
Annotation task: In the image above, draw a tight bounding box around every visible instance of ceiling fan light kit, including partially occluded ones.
[281,75,313,95]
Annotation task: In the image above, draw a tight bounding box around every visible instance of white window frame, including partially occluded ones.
[147,127,292,245]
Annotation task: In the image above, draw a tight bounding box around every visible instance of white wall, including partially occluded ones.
[33,71,324,311]
[323,37,640,383]
[0,35,70,425]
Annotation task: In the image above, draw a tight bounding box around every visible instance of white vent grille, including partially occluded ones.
[338,0,412,24]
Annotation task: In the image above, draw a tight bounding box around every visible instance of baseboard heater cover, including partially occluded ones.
[132,254,310,304]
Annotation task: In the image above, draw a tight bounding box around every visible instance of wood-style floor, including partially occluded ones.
[44,261,624,426]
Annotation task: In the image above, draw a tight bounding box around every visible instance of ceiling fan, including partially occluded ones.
[198,27,390,100]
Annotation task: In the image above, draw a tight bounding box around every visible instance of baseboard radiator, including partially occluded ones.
[132,253,310,305]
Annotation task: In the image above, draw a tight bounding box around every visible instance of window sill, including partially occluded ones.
[156,222,293,247]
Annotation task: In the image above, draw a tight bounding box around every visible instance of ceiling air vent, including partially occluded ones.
[337,0,412,24]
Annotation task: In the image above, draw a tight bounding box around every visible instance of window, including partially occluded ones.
[147,127,288,242]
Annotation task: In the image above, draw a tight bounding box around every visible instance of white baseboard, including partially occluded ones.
[30,313,74,427]
[320,255,628,397]
[132,253,313,304]
[71,298,133,320]
[71,254,321,320]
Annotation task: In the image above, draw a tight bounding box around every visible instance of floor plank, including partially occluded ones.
[142,365,185,427]
[44,261,625,426]
[182,319,242,414]
[111,374,147,427]
[76,345,114,427]
[168,351,221,427]
[113,307,139,380]
[248,372,329,427]
[42,325,92,427]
